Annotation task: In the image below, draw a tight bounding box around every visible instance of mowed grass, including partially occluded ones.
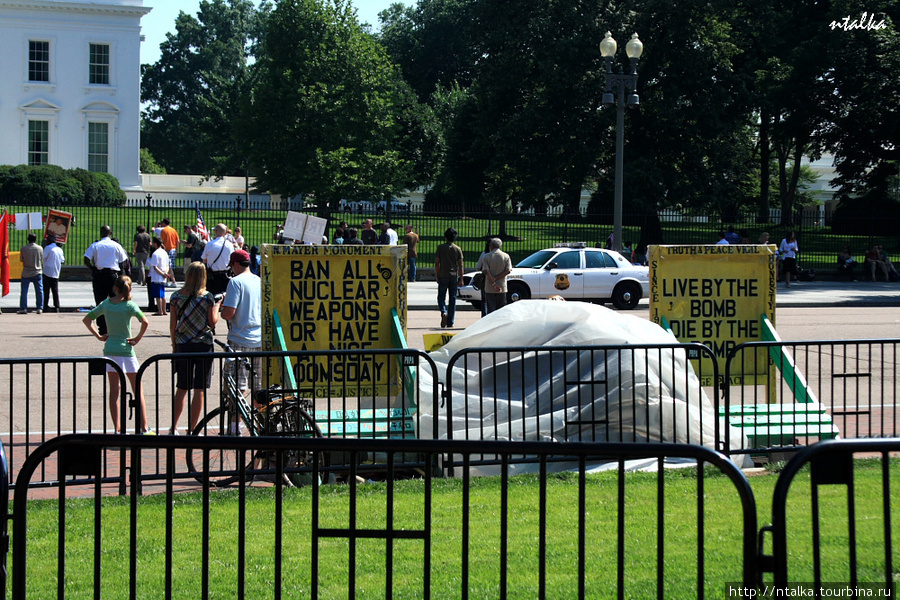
[10,459,900,598]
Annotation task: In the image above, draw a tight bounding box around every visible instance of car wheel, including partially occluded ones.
[507,282,531,303]
[611,282,641,310]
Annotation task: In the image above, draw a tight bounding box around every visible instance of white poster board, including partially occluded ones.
[15,212,42,231]
[301,215,328,244]
[282,211,307,242]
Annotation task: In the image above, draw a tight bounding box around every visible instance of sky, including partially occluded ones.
[139,0,403,65]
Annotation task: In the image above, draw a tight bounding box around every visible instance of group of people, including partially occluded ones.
[332,219,421,281]
[79,222,262,435]
[434,228,512,328]
[16,232,65,314]
[839,244,899,282]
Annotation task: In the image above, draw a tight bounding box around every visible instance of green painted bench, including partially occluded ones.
[660,315,840,448]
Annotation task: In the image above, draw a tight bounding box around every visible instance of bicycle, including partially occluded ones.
[186,339,324,487]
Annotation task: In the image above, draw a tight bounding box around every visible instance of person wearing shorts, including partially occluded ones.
[169,263,222,434]
[147,237,172,315]
[83,275,153,434]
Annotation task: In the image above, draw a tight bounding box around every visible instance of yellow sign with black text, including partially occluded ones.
[261,244,408,396]
[649,244,777,386]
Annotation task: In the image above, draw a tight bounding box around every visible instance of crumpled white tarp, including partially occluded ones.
[416,301,748,471]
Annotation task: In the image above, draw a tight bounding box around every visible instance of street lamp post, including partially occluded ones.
[601,31,643,253]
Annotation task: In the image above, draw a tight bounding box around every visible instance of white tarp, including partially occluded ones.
[417,301,748,470]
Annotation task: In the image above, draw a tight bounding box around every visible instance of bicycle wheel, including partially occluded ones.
[187,406,253,487]
[260,401,324,487]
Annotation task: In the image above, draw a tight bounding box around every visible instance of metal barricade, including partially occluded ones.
[10,435,758,599]
[0,357,128,489]
[443,343,721,444]
[134,348,439,484]
[762,438,898,596]
[724,340,900,456]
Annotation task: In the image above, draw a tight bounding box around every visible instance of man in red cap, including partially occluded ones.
[221,249,261,426]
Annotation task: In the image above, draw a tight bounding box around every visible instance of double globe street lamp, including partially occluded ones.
[600,31,643,254]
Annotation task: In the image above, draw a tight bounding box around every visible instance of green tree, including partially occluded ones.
[141,0,266,176]
[242,0,422,211]
[815,1,900,205]
[377,0,478,103]
[139,148,166,175]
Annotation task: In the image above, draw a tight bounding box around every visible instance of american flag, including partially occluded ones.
[195,203,210,241]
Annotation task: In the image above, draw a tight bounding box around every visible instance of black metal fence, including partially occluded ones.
[0,357,130,490]
[4,201,897,278]
[766,438,900,592]
[9,435,760,599]
[2,341,900,488]
[5,435,898,598]
[724,340,900,456]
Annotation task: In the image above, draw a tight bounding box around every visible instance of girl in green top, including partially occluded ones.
[83,275,153,434]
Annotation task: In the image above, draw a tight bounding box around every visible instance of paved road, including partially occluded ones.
[5,278,900,313]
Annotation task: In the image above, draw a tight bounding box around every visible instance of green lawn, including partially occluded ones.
[10,459,899,598]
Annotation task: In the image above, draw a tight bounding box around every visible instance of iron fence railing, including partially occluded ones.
[3,201,896,278]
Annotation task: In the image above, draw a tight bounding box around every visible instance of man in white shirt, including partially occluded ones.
[42,234,65,312]
[202,223,234,295]
[83,225,128,334]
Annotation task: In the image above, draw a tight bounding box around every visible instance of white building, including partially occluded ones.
[0,0,150,189]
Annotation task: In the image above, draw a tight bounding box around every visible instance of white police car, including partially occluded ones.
[458,243,650,310]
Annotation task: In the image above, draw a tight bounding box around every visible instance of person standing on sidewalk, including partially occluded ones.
[132,225,151,285]
[84,225,129,335]
[222,249,262,413]
[202,223,234,296]
[18,233,43,314]
[403,224,419,282]
[42,234,64,312]
[159,218,180,285]
[82,275,153,435]
[481,238,512,315]
[435,227,464,328]
[147,237,173,316]
[181,225,199,268]
[780,231,799,288]
[169,263,221,434]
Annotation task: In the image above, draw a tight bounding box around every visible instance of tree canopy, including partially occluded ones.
[138,0,900,221]
[141,0,266,177]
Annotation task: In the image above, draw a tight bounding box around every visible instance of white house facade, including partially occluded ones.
[0,0,150,189]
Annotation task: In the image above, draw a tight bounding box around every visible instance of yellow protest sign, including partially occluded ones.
[423,332,457,352]
[261,244,408,396]
[649,244,777,386]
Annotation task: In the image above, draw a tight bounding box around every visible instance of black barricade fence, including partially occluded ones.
[724,340,900,456]
[434,344,749,473]
[0,357,128,489]
[134,348,439,482]
[766,439,899,596]
[10,435,758,599]
[5,340,900,489]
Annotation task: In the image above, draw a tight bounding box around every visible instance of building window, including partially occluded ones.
[89,44,110,85]
[29,41,50,82]
[88,122,109,173]
[28,121,49,166]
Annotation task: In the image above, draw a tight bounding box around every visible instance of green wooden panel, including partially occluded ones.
[272,310,297,390]
[760,315,817,404]
[720,402,827,416]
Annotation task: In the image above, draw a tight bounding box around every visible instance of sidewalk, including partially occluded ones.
[3,279,900,313]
